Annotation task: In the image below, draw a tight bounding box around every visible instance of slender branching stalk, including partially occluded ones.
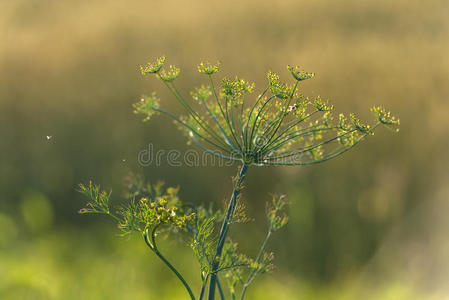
[208,163,249,299]
[143,227,196,300]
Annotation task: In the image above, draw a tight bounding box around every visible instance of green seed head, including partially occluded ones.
[198,61,221,75]
[313,95,334,111]
[159,65,181,82]
[267,71,291,99]
[140,56,166,75]
[371,106,400,130]
[287,65,315,81]
[191,85,213,102]
[350,113,372,134]
[133,92,160,121]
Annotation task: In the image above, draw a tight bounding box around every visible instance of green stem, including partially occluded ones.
[208,163,249,300]
[263,126,339,156]
[200,98,235,149]
[248,95,276,150]
[266,129,357,160]
[154,108,234,155]
[228,101,244,151]
[263,132,372,165]
[263,81,299,148]
[163,80,229,149]
[244,87,269,151]
[217,278,226,300]
[224,96,242,151]
[198,275,209,300]
[209,75,241,151]
[143,229,195,300]
[258,110,321,153]
[240,231,272,300]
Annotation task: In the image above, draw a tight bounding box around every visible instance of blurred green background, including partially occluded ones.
[1,0,448,299]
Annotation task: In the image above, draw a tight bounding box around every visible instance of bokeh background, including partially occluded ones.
[1,0,448,299]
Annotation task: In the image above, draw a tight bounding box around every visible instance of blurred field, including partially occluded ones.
[1,0,448,299]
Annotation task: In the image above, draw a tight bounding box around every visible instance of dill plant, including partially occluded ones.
[79,57,399,300]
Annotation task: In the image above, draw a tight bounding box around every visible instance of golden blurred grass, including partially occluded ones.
[1,0,449,298]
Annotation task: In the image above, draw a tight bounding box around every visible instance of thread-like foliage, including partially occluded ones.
[79,176,285,300]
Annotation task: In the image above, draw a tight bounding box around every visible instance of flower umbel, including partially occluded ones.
[371,106,400,131]
[287,65,315,81]
[133,93,160,121]
[159,65,181,82]
[267,71,291,99]
[140,56,166,75]
[198,61,221,75]
[134,57,399,167]
[191,85,213,102]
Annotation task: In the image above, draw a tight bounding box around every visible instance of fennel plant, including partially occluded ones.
[79,57,399,300]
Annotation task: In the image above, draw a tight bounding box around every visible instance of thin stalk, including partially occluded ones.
[154,108,234,155]
[208,163,249,300]
[208,75,227,122]
[226,96,244,151]
[238,94,246,148]
[198,275,210,300]
[248,95,276,150]
[251,112,284,151]
[262,130,375,166]
[164,81,229,149]
[263,126,338,155]
[265,129,357,160]
[199,276,225,300]
[262,81,299,148]
[244,87,269,151]
[229,105,243,150]
[200,98,235,149]
[264,110,321,150]
[143,229,195,300]
[260,127,374,165]
[254,98,305,153]
[240,231,272,300]
[209,76,241,150]
[189,132,242,162]
[217,278,225,300]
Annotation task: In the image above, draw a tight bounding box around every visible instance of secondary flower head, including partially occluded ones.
[371,106,400,131]
[140,56,180,83]
[266,195,289,233]
[221,77,255,106]
[198,61,221,75]
[350,114,372,135]
[287,65,315,81]
[267,71,291,99]
[159,65,181,82]
[133,93,160,121]
[191,85,213,102]
[141,56,166,75]
[313,95,334,111]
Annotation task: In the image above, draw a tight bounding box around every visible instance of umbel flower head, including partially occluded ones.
[136,56,399,166]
